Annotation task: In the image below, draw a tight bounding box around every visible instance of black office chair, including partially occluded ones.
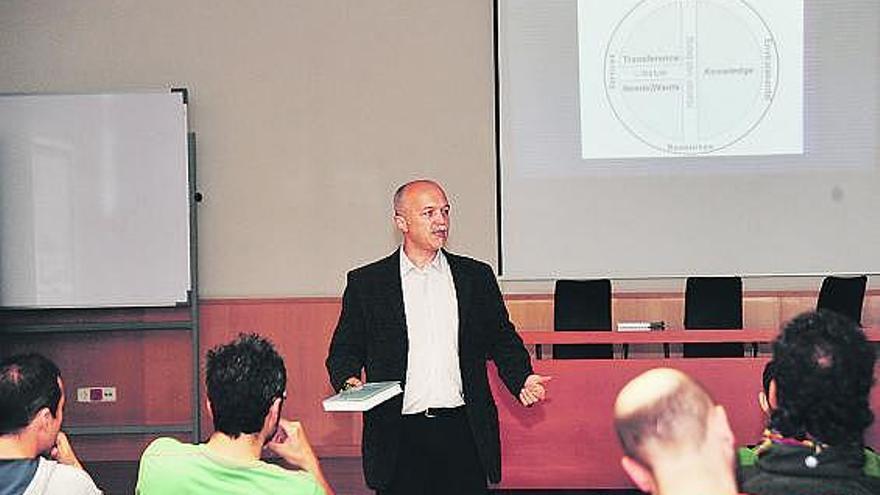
[817,275,867,325]
[552,279,613,359]
[683,276,744,358]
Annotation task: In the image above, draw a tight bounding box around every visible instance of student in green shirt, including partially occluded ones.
[136,333,332,495]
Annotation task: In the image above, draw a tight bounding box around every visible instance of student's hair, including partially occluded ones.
[206,333,286,437]
[614,374,714,467]
[770,310,876,446]
[0,353,63,435]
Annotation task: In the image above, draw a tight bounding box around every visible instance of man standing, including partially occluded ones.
[326,179,549,494]
[0,353,102,495]
[738,310,880,495]
[614,368,739,495]
[137,333,331,495]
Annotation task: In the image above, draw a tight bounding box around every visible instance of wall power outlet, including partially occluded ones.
[76,387,117,403]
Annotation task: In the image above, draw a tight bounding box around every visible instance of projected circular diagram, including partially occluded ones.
[604,0,779,155]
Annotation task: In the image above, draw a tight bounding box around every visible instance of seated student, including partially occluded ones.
[737,360,880,479]
[136,333,332,495]
[613,367,740,495]
[738,310,880,495]
[0,353,102,495]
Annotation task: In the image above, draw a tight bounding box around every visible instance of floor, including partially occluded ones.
[90,458,641,495]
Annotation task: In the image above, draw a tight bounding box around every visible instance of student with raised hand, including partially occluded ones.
[613,368,741,495]
[0,353,102,495]
[136,333,332,495]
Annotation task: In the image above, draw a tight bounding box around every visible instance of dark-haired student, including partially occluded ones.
[136,333,332,495]
[738,310,880,495]
[737,359,880,480]
[0,353,102,495]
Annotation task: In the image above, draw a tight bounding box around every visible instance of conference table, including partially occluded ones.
[488,328,880,489]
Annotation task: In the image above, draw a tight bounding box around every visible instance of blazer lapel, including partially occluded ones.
[446,251,472,341]
[385,249,408,343]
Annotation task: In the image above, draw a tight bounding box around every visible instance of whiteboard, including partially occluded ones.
[0,92,190,308]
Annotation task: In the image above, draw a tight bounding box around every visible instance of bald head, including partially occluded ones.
[614,368,716,466]
[393,180,445,215]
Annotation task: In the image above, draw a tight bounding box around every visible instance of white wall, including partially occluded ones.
[0,0,497,297]
[0,1,866,297]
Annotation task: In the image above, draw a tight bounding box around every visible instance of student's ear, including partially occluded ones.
[33,407,55,432]
[768,380,779,409]
[206,399,213,419]
[621,456,656,494]
[758,391,771,415]
[261,397,283,436]
[263,398,281,423]
[712,405,734,445]
[709,405,736,467]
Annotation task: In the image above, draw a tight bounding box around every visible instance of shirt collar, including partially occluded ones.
[400,247,446,277]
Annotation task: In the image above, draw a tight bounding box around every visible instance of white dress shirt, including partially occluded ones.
[399,249,465,414]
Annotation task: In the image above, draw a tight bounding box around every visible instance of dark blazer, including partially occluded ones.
[326,249,533,489]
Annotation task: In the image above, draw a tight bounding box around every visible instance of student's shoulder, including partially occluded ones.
[141,436,192,457]
[737,445,759,467]
[864,447,880,477]
[38,458,102,495]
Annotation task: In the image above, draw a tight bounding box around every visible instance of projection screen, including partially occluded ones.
[497,0,879,279]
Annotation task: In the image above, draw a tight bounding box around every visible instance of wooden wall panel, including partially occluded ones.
[615,296,684,329]
[778,296,818,325]
[507,292,859,333]
[73,433,191,463]
[1,331,192,427]
[1,331,192,462]
[742,297,782,328]
[864,296,880,327]
[506,297,554,330]
[2,290,877,463]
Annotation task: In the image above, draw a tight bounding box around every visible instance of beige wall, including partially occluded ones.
[0,0,496,297]
[0,1,871,297]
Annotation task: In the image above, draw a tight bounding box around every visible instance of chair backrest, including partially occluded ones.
[817,275,867,325]
[553,279,612,359]
[684,276,743,329]
[683,276,743,358]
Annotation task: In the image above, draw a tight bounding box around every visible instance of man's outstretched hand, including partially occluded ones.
[519,374,552,406]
